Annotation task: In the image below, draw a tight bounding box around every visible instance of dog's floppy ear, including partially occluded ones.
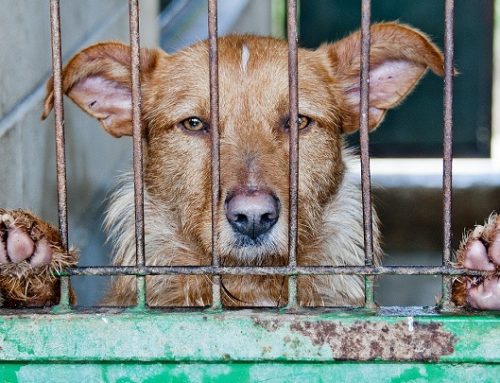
[323,22,446,133]
[42,41,162,137]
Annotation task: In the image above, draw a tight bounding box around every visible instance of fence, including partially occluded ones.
[0,0,498,381]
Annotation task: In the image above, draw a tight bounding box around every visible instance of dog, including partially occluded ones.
[0,22,498,309]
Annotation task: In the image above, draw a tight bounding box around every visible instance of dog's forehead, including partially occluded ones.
[152,35,336,128]
[218,35,290,75]
[166,35,324,93]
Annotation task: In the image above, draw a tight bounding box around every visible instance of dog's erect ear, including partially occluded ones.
[42,42,162,137]
[323,22,446,133]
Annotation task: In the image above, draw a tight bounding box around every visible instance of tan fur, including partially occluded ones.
[100,152,380,307]
[3,23,451,307]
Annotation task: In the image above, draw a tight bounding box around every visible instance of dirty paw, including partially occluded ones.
[452,213,500,310]
[0,208,77,306]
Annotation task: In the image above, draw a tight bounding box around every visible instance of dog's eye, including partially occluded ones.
[180,117,207,132]
[297,115,311,130]
[286,115,311,131]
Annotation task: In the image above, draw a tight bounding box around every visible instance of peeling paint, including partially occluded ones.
[252,317,281,332]
[289,320,456,361]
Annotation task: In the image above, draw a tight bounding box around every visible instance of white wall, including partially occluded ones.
[0,0,159,225]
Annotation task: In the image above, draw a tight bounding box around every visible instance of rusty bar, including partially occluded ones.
[129,0,146,309]
[287,0,299,268]
[286,0,299,309]
[359,0,373,266]
[52,276,70,313]
[61,265,485,277]
[129,0,145,267]
[359,0,376,309]
[49,0,68,251]
[49,0,70,310]
[441,0,455,309]
[208,0,222,309]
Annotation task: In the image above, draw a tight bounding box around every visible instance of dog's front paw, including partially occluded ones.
[452,213,500,310]
[0,209,77,306]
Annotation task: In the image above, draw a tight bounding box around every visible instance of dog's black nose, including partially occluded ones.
[225,191,280,240]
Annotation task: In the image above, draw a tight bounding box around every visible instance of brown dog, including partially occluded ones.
[0,23,498,309]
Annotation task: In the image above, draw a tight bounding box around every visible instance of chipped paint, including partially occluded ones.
[407,316,414,332]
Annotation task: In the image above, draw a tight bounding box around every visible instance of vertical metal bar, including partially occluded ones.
[441,0,455,309]
[286,0,299,309]
[208,0,222,309]
[360,0,376,309]
[49,0,68,253]
[49,0,70,310]
[129,0,146,309]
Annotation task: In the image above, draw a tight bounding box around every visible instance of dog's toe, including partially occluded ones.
[462,239,495,271]
[29,238,54,267]
[6,228,35,263]
[467,277,500,310]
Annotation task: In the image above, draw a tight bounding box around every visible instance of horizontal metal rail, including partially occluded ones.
[59,265,488,277]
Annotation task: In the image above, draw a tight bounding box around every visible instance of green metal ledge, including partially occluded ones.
[0,363,499,383]
[0,310,498,363]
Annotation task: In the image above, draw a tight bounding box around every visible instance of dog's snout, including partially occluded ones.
[225,191,280,240]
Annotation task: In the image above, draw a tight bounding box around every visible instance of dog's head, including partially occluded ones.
[43,23,444,266]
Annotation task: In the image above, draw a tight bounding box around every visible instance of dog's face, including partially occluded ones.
[141,36,348,266]
[43,23,444,266]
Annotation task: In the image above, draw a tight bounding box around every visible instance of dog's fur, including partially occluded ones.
[46,22,442,307]
[0,23,498,309]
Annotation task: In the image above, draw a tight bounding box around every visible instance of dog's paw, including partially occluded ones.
[0,208,77,306]
[452,213,500,310]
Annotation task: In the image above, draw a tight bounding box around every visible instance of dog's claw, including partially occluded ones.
[1,214,14,226]
[453,213,500,310]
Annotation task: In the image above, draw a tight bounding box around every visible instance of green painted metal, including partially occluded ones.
[0,363,499,383]
[0,311,498,363]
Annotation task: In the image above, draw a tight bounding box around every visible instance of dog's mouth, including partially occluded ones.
[232,233,270,248]
[219,221,287,266]
[220,240,285,266]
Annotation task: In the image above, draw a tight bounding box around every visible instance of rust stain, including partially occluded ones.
[252,317,281,332]
[289,320,456,361]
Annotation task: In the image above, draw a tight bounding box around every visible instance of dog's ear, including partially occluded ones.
[42,42,162,137]
[323,22,446,133]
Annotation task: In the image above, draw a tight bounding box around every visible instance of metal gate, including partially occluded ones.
[0,0,498,381]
